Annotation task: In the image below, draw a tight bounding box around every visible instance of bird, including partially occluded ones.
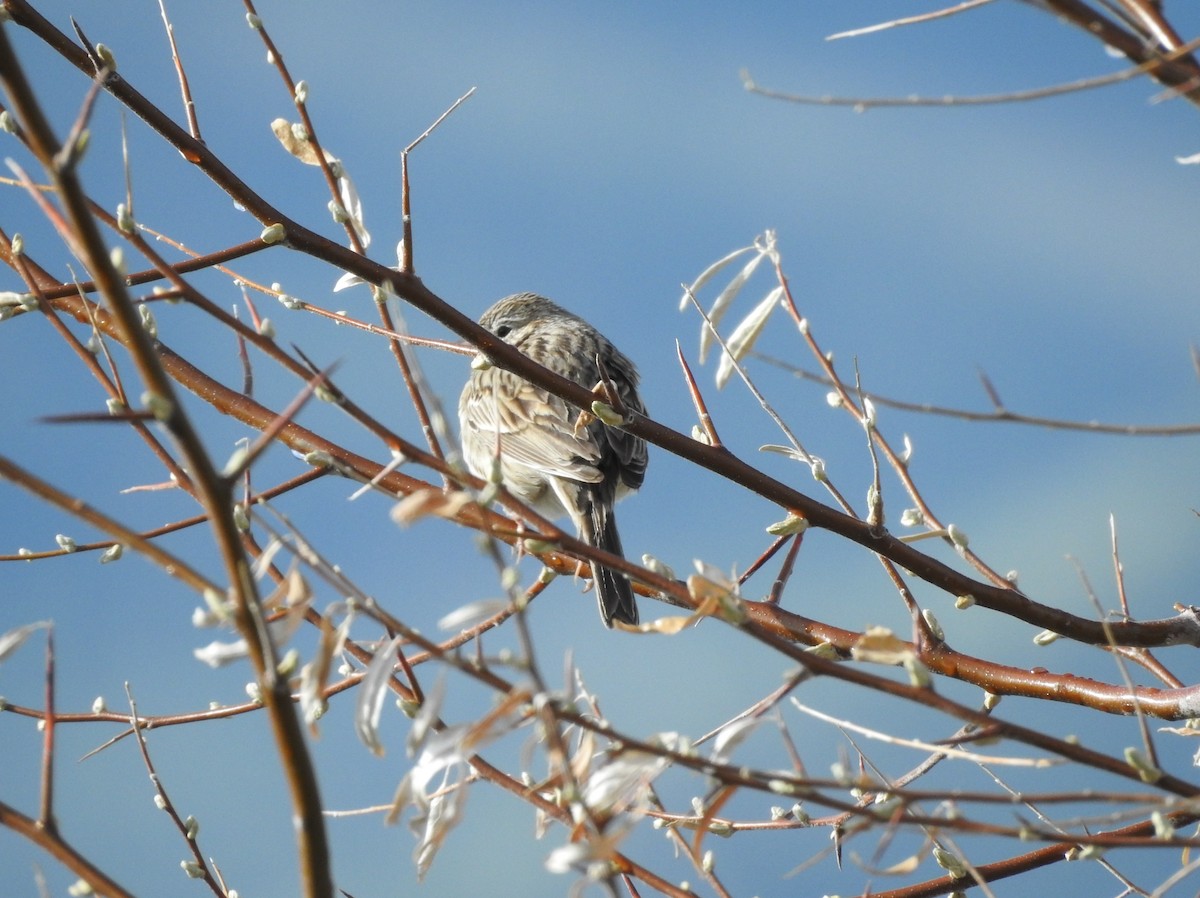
[458,293,648,627]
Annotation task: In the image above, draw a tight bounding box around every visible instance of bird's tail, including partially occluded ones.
[586,498,638,628]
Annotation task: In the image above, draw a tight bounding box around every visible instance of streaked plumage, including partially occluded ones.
[459,293,647,626]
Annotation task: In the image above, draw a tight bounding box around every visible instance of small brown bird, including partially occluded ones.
[458,293,648,626]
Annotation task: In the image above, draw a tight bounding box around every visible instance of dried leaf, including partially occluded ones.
[686,560,745,622]
[850,627,914,666]
[299,612,350,729]
[285,568,312,606]
[879,851,923,875]
[392,489,472,526]
[685,576,726,618]
[271,118,323,165]
[270,119,370,248]
[643,614,700,634]
[269,582,311,643]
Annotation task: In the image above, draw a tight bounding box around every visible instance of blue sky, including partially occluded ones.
[2,2,1200,896]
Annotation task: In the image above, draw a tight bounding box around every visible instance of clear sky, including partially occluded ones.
[2,2,1200,896]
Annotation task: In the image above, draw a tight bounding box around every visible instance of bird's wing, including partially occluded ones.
[462,370,604,484]
[599,352,649,492]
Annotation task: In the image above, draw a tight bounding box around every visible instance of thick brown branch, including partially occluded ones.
[0,799,137,898]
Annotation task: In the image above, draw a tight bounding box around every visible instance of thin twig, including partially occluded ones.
[742,35,1200,110]
[225,362,338,481]
[157,0,201,139]
[0,25,333,897]
[754,350,1200,436]
[125,685,226,897]
[38,627,57,834]
[826,0,997,41]
[0,454,219,593]
[675,340,723,448]
[0,800,136,898]
[404,86,477,155]
[766,533,804,605]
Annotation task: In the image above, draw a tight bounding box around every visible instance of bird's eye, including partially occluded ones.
[495,324,512,338]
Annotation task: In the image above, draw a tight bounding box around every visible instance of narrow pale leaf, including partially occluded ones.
[192,638,249,668]
[643,614,697,634]
[299,613,350,728]
[715,285,782,388]
[850,627,914,665]
[270,119,368,249]
[337,173,370,248]
[355,636,400,755]
[385,770,415,825]
[710,716,762,764]
[437,599,509,632]
[407,675,445,759]
[699,248,768,363]
[880,851,923,875]
[332,270,363,292]
[582,751,670,815]
[545,842,591,874]
[679,243,756,310]
[692,558,736,591]
[413,788,466,880]
[392,489,472,526]
[0,620,50,663]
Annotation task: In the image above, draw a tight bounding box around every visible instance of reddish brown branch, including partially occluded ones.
[1027,0,1200,101]
[9,0,1200,660]
[0,799,137,898]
